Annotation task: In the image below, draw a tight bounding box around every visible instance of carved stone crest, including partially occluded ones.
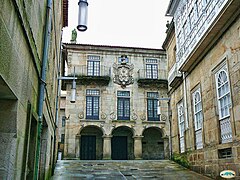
[113,56,134,88]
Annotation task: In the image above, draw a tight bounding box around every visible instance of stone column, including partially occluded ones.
[102,135,112,160]
[75,135,81,158]
[163,136,169,159]
[133,136,143,160]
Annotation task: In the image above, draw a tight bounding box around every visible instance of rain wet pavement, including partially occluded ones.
[52,160,212,180]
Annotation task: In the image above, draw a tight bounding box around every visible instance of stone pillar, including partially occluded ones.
[163,136,170,159]
[102,135,112,160]
[75,135,81,158]
[133,136,143,160]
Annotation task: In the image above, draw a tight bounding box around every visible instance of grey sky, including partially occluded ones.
[62,0,172,49]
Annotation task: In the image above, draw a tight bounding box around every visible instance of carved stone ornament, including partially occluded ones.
[140,114,146,121]
[78,112,84,119]
[132,112,138,120]
[101,112,107,119]
[161,114,167,121]
[113,62,134,88]
[110,112,116,120]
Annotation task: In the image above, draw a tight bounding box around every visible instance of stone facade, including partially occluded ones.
[164,0,240,178]
[0,0,67,179]
[61,44,170,160]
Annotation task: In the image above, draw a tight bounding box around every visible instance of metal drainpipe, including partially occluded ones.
[183,72,189,129]
[52,30,63,175]
[167,100,172,160]
[34,0,52,179]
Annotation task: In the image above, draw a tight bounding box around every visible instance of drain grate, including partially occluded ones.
[130,168,139,171]
[97,163,105,166]
[83,164,93,167]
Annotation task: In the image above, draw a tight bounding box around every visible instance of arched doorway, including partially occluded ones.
[80,126,103,160]
[142,127,164,159]
[111,126,134,160]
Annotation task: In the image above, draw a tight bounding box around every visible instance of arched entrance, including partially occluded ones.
[111,126,134,160]
[80,126,103,160]
[142,127,164,159]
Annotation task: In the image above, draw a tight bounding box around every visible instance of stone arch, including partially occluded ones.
[78,125,105,135]
[79,125,104,160]
[140,126,166,137]
[110,125,135,136]
[111,126,135,160]
[142,127,164,159]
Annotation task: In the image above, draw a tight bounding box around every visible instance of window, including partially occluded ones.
[196,0,204,15]
[189,8,197,29]
[118,55,129,64]
[86,89,100,120]
[87,55,100,76]
[62,116,66,127]
[117,91,130,120]
[61,134,65,143]
[146,59,158,79]
[177,101,185,153]
[192,89,203,149]
[216,70,231,119]
[218,148,232,159]
[215,67,232,143]
[177,31,183,46]
[147,92,159,121]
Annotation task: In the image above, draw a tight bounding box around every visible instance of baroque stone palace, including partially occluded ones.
[59,44,170,160]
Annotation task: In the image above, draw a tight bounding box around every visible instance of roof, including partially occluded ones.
[165,0,179,16]
[63,43,165,52]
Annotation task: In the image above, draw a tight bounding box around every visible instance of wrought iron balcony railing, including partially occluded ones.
[62,65,111,88]
[137,69,168,88]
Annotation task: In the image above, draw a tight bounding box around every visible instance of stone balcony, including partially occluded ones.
[62,65,111,89]
[168,63,182,88]
[137,69,168,88]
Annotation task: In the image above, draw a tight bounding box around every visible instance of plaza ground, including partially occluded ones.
[52,160,212,179]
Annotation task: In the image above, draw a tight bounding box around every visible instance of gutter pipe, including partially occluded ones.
[183,72,189,128]
[34,0,52,179]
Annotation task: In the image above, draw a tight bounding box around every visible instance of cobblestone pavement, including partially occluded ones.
[52,160,212,180]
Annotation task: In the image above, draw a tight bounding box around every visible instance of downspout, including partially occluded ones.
[52,30,63,175]
[34,0,52,179]
[183,72,189,128]
[183,72,189,138]
[168,100,172,159]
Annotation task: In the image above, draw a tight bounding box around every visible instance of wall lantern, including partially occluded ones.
[157,100,161,115]
[77,0,88,31]
[70,79,76,103]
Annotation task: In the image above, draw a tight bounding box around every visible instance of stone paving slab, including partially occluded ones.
[52,160,212,180]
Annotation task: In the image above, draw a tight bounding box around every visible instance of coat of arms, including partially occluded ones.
[113,55,134,88]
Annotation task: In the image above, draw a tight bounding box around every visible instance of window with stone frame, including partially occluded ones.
[215,65,232,143]
[87,55,100,76]
[192,88,203,149]
[177,101,185,153]
[61,134,65,143]
[86,89,100,120]
[147,92,159,121]
[62,116,66,127]
[145,59,158,79]
[117,91,130,120]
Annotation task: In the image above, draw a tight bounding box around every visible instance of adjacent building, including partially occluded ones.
[60,44,170,160]
[164,0,240,178]
[0,0,68,179]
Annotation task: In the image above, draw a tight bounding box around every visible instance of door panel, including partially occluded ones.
[80,136,96,160]
[112,136,128,160]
